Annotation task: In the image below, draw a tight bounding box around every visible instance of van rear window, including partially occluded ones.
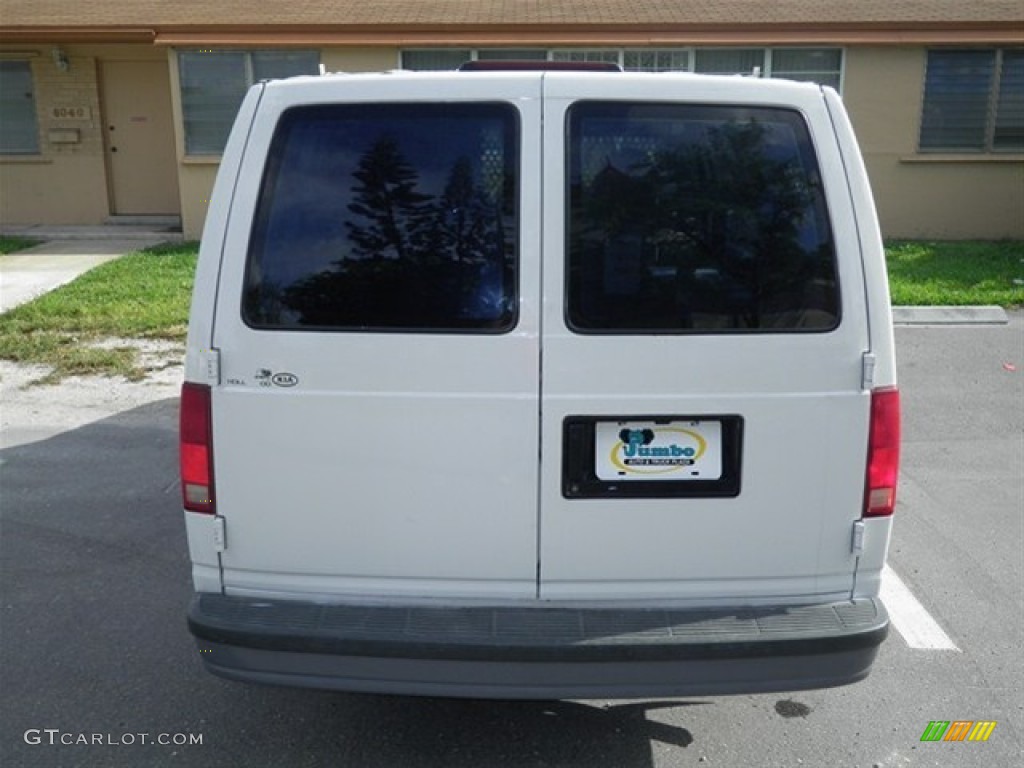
[567,103,839,333]
[244,104,519,331]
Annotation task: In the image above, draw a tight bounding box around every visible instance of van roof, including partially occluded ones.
[262,69,830,98]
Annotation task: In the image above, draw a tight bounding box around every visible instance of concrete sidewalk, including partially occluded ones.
[0,230,174,313]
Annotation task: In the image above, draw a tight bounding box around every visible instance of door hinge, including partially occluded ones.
[861,352,876,390]
[851,520,865,555]
[201,347,221,385]
[213,515,227,553]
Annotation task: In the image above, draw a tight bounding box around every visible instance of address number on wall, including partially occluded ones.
[51,106,91,120]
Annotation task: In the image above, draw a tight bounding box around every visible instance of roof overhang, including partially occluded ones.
[0,27,156,44]
[1,23,1021,47]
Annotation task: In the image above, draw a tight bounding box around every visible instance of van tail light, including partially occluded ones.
[864,387,900,517]
[180,382,215,514]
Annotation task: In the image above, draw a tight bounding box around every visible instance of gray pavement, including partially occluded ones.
[0,312,1020,767]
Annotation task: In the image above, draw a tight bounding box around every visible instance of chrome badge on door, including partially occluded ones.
[253,369,299,388]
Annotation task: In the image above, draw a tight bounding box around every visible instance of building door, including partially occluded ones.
[100,60,180,215]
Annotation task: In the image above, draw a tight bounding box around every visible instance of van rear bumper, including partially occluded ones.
[188,594,888,699]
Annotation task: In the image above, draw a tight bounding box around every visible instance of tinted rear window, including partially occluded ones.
[244,103,519,331]
[567,102,839,332]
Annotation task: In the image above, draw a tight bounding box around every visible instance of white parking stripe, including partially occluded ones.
[881,564,960,651]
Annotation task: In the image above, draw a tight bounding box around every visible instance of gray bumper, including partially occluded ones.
[188,594,888,699]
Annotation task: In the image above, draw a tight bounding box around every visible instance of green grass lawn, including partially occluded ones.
[886,240,1024,307]
[0,236,40,254]
[0,241,197,382]
[0,239,1020,383]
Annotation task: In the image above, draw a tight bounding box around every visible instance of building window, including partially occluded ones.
[178,50,319,155]
[695,48,765,76]
[550,50,621,65]
[0,61,40,154]
[476,49,547,61]
[623,50,690,73]
[770,48,843,90]
[995,51,1024,149]
[400,50,472,71]
[920,49,1024,153]
[399,47,842,88]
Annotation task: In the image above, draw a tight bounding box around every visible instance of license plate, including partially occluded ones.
[594,420,723,482]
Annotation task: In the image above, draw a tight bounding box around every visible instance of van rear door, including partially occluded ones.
[538,75,872,601]
[209,75,543,599]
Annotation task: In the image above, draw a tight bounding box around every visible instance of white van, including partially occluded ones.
[180,68,900,699]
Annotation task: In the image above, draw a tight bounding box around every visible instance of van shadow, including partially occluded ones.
[0,397,707,767]
[331,693,700,767]
[208,684,707,767]
[0,397,193,766]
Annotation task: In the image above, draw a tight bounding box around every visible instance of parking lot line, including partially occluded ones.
[881,564,960,651]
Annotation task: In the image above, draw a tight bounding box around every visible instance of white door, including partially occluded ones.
[537,75,872,602]
[210,77,543,599]
[206,72,871,605]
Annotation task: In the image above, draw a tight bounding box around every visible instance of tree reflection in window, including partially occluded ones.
[244,104,517,331]
[568,104,839,332]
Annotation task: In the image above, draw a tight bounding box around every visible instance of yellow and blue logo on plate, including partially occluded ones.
[611,427,707,476]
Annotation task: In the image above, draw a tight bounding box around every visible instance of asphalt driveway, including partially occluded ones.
[0,313,1021,767]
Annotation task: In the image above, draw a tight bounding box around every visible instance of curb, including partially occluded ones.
[892,306,1009,325]
[1,226,184,242]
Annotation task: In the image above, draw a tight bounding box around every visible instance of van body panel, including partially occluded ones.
[852,518,894,599]
[538,76,870,600]
[183,71,897,697]
[184,512,223,593]
[823,87,898,388]
[539,392,869,599]
[184,85,265,381]
[211,386,541,597]
[209,76,544,598]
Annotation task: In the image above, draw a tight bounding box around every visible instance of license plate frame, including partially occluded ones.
[563,415,743,499]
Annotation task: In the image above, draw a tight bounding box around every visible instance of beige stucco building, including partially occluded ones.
[1,1,1022,240]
